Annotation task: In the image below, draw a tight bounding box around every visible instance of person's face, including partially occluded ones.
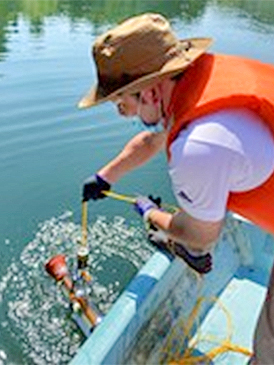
[115,87,163,126]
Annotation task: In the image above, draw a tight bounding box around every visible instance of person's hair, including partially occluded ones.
[132,92,141,99]
[171,71,185,81]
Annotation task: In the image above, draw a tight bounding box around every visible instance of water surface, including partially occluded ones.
[1,1,274,363]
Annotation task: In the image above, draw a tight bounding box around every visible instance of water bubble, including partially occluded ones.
[0,350,7,360]
[0,212,153,364]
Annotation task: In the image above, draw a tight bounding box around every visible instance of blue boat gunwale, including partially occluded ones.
[70,251,177,365]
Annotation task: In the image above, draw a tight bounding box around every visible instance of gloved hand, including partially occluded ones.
[82,174,111,201]
[134,195,161,221]
[173,243,212,274]
[147,225,212,274]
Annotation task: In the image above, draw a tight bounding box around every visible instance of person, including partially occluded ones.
[77,13,274,364]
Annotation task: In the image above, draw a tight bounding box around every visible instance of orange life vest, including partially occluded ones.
[166,53,274,234]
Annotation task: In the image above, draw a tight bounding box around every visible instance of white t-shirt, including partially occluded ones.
[168,108,274,221]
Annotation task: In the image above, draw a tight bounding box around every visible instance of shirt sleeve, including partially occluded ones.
[168,137,235,221]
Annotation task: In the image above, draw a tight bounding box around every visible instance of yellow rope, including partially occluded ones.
[170,342,252,365]
[162,294,253,365]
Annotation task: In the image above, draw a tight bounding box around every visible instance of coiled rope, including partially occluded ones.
[164,294,252,364]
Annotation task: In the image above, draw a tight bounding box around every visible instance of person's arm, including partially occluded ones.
[98,130,167,183]
[146,208,223,253]
[82,130,166,201]
[134,196,221,273]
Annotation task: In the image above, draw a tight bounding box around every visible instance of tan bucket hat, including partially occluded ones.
[78,13,213,109]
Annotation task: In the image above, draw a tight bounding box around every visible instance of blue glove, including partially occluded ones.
[134,195,161,220]
[82,174,111,201]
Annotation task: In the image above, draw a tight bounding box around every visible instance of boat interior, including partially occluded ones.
[70,214,274,365]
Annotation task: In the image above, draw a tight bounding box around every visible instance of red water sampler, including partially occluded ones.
[45,253,102,337]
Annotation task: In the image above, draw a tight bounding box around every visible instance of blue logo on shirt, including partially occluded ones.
[178,190,193,203]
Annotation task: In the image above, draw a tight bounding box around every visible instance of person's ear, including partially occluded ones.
[140,85,161,105]
[151,85,162,104]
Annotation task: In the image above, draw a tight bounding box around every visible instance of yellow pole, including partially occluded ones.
[103,190,179,213]
[102,190,137,204]
[81,200,88,247]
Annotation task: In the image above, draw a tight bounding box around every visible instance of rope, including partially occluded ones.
[161,294,253,364]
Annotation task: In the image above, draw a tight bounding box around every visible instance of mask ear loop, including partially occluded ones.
[136,94,142,117]
[136,88,166,130]
[158,83,170,130]
[136,93,151,127]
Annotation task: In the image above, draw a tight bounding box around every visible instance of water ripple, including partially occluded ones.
[0,212,153,364]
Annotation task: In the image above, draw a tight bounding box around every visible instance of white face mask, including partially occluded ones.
[141,120,165,132]
[130,116,165,132]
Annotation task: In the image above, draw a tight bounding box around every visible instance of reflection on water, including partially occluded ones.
[0,212,153,364]
[0,0,206,61]
[1,0,274,363]
[2,0,274,61]
[216,0,274,27]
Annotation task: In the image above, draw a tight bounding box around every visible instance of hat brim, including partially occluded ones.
[78,37,213,109]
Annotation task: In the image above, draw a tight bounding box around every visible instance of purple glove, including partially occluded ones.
[134,196,160,219]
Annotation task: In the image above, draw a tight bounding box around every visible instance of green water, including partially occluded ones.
[0,0,274,364]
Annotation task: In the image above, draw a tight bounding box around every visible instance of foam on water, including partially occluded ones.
[0,212,153,364]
